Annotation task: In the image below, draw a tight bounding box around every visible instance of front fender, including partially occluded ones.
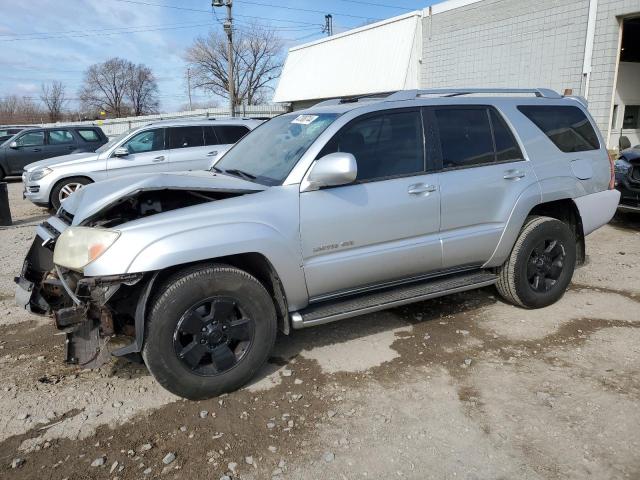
[86,222,309,310]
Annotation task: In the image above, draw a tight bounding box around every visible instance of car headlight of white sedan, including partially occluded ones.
[53,227,120,272]
[29,167,53,181]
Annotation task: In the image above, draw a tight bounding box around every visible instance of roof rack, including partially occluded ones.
[313,88,563,108]
[388,88,563,100]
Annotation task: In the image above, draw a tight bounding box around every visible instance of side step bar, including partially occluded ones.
[291,270,497,329]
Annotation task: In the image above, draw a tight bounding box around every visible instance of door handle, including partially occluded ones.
[504,169,525,180]
[207,151,218,157]
[152,155,165,162]
[408,184,437,195]
[32,148,41,152]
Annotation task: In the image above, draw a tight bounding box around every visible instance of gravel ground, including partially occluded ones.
[1,179,639,479]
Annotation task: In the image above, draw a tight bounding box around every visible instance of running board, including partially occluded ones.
[290,270,497,329]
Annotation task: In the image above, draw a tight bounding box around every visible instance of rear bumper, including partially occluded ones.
[573,189,620,236]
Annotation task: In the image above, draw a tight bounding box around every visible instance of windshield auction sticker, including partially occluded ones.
[291,115,318,125]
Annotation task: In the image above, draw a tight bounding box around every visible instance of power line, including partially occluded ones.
[235,0,384,21]
[0,22,212,42]
[110,0,329,27]
[335,0,418,10]
[0,21,205,38]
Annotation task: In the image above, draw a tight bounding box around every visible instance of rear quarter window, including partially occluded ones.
[214,125,250,144]
[76,129,101,142]
[518,105,600,153]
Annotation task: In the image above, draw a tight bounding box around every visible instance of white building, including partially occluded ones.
[273,0,640,148]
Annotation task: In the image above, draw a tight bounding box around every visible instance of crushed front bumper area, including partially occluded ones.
[15,217,144,368]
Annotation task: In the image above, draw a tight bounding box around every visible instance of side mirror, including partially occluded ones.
[9,141,18,149]
[113,147,129,157]
[302,152,357,192]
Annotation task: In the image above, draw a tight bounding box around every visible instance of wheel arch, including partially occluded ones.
[49,174,95,206]
[111,253,290,362]
[528,199,585,264]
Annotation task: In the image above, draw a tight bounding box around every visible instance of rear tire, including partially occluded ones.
[496,216,576,309]
[50,176,91,210]
[143,264,277,400]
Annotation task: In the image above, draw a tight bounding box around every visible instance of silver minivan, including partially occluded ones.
[22,118,262,209]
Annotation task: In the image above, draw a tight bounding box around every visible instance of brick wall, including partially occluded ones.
[421,0,640,142]
[422,0,591,96]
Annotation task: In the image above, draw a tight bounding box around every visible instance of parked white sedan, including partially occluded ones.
[22,118,262,209]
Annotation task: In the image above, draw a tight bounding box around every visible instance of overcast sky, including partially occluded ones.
[0,0,429,112]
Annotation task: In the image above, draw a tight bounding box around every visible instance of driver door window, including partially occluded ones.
[320,110,425,181]
[16,131,45,147]
[107,128,167,176]
[123,129,165,154]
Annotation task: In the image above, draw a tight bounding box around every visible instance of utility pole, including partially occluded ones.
[187,67,193,111]
[324,14,333,36]
[213,0,235,117]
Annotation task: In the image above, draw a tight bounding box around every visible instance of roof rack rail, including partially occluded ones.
[313,91,396,108]
[312,88,562,108]
[387,88,562,101]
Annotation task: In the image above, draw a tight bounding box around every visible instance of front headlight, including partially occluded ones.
[53,227,120,272]
[614,159,632,175]
[30,167,53,181]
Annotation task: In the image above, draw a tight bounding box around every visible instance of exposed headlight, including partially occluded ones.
[53,227,120,272]
[614,159,632,175]
[29,167,53,181]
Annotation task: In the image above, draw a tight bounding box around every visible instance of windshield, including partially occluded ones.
[95,130,131,153]
[214,112,340,185]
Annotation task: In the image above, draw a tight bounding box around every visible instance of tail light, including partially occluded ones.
[608,151,615,189]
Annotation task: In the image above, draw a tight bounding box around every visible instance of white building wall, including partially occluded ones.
[421,0,590,96]
[421,0,640,145]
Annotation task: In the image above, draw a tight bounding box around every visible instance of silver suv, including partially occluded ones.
[22,118,261,210]
[15,88,620,399]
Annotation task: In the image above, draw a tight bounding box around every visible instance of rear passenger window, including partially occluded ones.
[168,126,204,149]
[518,105,599,152]
[490,110,523,162]
[321,110,425,182]
[77,129,100,142]
[214,125,249,144]
[48,130,74,144]
[434,108,495,168]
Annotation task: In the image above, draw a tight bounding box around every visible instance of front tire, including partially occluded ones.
[143,264,277,400]
[496,216,576,309]
[50,176,91,210]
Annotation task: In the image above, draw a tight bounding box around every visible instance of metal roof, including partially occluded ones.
[273,11,423,104]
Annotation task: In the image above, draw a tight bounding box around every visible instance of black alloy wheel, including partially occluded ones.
[526,239,566,293]
[173,297,255,375]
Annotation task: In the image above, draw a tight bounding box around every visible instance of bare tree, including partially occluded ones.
[0,95,45,124]
[79,58,133,117]
[40,81,67,122]
[185,24,283,106]
[126,64,159,116]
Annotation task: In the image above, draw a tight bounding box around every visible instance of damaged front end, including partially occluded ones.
[15,220,146,367]
[16,172,264,369]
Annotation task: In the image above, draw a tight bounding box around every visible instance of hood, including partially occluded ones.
[25,152,99,171]
[62,170,267,224]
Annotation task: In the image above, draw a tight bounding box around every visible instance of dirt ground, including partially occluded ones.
[1,178,639,480]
